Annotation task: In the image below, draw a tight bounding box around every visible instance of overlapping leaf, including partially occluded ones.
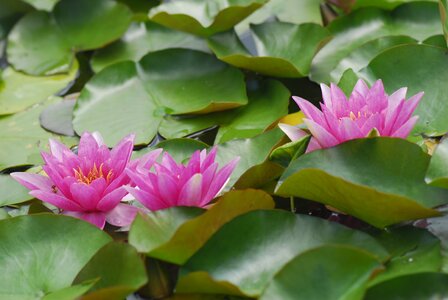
[276,138,448,228]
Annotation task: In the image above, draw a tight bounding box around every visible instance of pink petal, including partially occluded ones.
[360,113,382,136]
[330,83,348,118]
[126,169,154,193]
[305,138,322,153]
[293,96,326,126]
[157,173,179,206]
[366,80,387,112]
[134,149,163,172]
[96,187,128,211]
[391,116,419,138]
[105,203,139,227]
[203,158,239,206]
[48,139,72,161]
[10,173,53,192]
[392,92,423,130]
[320,83,333,111]
[89,177,107,197]
[125,186,168,211]
[178,173,203,206]
[339,118,364,141]
[278,123,308,141]
[30,190,83,211]
[303,119,339,148]
[70,183,100,211]
[161,151,181,172]
[92,131,105,146]
[104,171,130,194]
[78,132,101,160]
[352,79,369,97]
[110,133,135,173]
[63,211,106,229]
[388,87,408,106]
[201,147,217,171]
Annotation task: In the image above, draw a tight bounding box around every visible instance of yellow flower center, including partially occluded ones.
[74,163,113,185]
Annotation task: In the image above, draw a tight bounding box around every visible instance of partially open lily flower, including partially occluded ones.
[11,132,139,229]
[279,79,423,152]
[126,148,239,211]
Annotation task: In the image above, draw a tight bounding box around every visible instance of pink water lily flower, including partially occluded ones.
[279,79,423,152]
[126,148,239,211]
[11,132,139,229]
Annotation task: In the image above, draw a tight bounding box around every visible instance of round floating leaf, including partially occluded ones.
[236,0,323,34]
[370,226,442,286]
[330,35,416,83]
[0,174,33,206]
[53,0,132,50]
[310,2,442,83]
[260,245,382,300]
[0,214,111,299]
[6,0,132,75]
[91,22,210,73]
[7,11,72,76]
[362,44,448,137]
[159,79,289,143]
[130,189,274,264]
[22,0,59,11]
[209,22,330,78]
[39,98,75,136]
[0,98,78,171]
[74,242,148,300]
[426,136,448,188]
[139,49,247,114]
[215,128,285,187]
[0,0,32,40]
[0,61,78,115]
[177,210,387,297]
[73,61,159,147]
[149,0,268,37]
[155,139,209,163]
[276,138,448,228]
[365,272,448,300]
[74,49,247,146]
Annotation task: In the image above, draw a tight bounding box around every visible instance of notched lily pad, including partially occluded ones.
[276,137,448,228]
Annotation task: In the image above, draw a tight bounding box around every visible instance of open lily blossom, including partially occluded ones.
[126,148,239,211]
[279,79,423,152]
[11,132,139,229]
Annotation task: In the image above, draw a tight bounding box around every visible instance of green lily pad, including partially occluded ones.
[0,174,33,206]
[208,22,330,78]
[177,210,387,297]
[148,0,268,37]
[276,138,448,228]
[0,214,111,299]
[91,22,210,73]
[39,98,76,136]
[74,242,148,300]
[22,0,59,11]
[215,128,285,187]
[370,226,442,286]
[269,135,311,167]
[441,0,448,46]
[130,189,274,265]
[426,136,448,188]
[236,0,323,34]
[330,35,416,83]
[0,60,78,115]
[0,0,32,40]
[0,97,78,171]
[310,2,442,83]
[7,0,132,75]
[362,44,448,136]
[260,245,382,300]
[73,49,247,146]
[365,272,448,300]
[159,79,289,143]
[423,34,447,47]
[155,139,209,163]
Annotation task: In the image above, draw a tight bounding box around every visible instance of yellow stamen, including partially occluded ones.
[74,163,113,185]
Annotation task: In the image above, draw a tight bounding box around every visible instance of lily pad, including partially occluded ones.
[0,60,78,115]
[0,214,111,299]
[148,0,268,37]
[73,49,247,146]
[0,0,32,40]
[130,189,274,264]
[159,79,289,143]
[260,245,382,300]
[22,0,59,11]
[7,0,132,75]
[426,136,448,188]
[0,97,78,171]
[177,210,387,297]
[208,22,330,78]
[236,0,324,35]
[0,174,34,206]
[365,272,448,300]
[39,98,76,136]
[310,2,442,83]
[74,242,148,300]
[362,44,448,136]
[276,138,448,228]
[330,35,417,83]
[91,22,210,73]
